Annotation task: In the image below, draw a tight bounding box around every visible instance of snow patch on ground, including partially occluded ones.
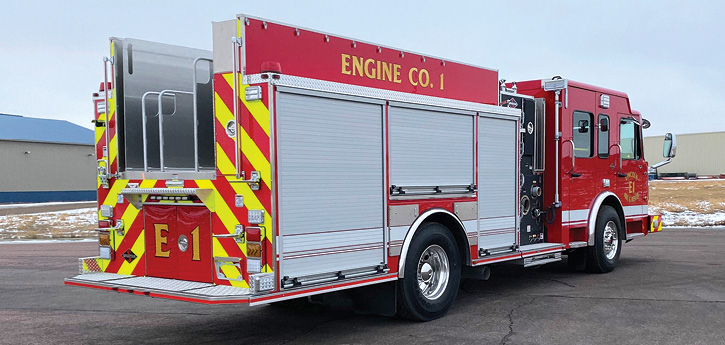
[0,201,93,209]
[650,207,725,228]
[0,239,96,244]
[649,180,725,227]
[0,208,97,241]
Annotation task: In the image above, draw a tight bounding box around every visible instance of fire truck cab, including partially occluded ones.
[68,14,675,321]
[504,79,667,272]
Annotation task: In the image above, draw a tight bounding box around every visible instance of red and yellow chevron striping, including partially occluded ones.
[96,57,273,288]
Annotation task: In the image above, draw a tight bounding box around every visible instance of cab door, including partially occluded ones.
[562,87,616,240]
[616,116,648,217]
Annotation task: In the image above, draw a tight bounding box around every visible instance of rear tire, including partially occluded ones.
[586,206,622,273]
[397,222,461,321]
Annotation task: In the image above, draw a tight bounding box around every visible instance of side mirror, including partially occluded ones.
[599,118,609,132]
[663,133,676,158]
[642,118,651,129]
[577,119,589,133]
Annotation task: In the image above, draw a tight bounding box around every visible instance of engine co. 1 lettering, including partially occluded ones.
[341,53,444,90]
[154,223,201,260]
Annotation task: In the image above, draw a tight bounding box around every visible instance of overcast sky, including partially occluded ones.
[1,0,723,137]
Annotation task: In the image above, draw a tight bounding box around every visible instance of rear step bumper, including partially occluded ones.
[65,273,251,304]
[66,272,400,305]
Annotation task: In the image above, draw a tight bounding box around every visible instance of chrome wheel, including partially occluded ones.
[603,220,619,260]
[416,244,450,300]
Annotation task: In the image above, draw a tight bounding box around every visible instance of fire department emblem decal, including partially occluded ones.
[623,171,641,203]
[122,249,137,263]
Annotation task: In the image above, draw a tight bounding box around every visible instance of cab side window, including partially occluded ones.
[598,114,609,158]
[572,111,593,158]
[620,119,641,160]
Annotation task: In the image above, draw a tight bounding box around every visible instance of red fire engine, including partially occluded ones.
[68,14,676,321]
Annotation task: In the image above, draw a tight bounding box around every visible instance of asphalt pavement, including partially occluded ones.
[1,228,724,345]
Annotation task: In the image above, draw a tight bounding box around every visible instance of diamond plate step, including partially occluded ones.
[66,273,250,302]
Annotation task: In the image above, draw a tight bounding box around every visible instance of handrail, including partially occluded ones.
[615,143,624,177]
[192,57,213,172]
[563,139,582,177]
[609,143,624,177]
[389,184,477,196]
[141,58,212,173]
[157,90,194,172]
[141,91,160,172]
[231,37,242,179]
[101,57,112,186]
[553,90,562,207]
[563,139,575,172]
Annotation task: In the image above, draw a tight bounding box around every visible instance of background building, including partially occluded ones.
[0,113,96,203]
[644,131,725,177]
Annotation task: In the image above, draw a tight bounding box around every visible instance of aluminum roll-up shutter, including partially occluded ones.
[388,104,475,188]
[275,90,385,280]
[478,115,518,251]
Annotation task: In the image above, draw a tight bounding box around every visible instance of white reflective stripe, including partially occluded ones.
[623,205,648,217]
[569,209,589,222]
[562,209,589,223]
[566,205,649,224]
[462,219,477,235]
[566,206,651,223]
[388,225,408,242]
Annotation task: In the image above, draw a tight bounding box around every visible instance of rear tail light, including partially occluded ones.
[98,220,112,228]
[98,232,111,246]
[248,210,264,224]
[99,247,112,260]
[245,226,263,273]
[98,230,112,260]
[247,258,262,273]
[245,227,261,242]
[260,61,282,74]
[99,82,111,92]
[246,243,262,258]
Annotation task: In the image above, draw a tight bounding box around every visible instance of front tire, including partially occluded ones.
[586,206,622,273]
[397,222,461,321]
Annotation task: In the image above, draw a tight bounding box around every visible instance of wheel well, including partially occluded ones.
[421,213,471,266]
[601,196,626,240]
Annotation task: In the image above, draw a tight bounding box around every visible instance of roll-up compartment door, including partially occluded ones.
[275,90,385,281]
[478,115,518,252]
[389,105,475,190]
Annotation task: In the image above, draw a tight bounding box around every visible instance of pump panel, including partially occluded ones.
[501,93,545,245]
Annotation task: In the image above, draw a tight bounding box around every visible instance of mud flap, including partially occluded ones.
[567,248,587,271]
